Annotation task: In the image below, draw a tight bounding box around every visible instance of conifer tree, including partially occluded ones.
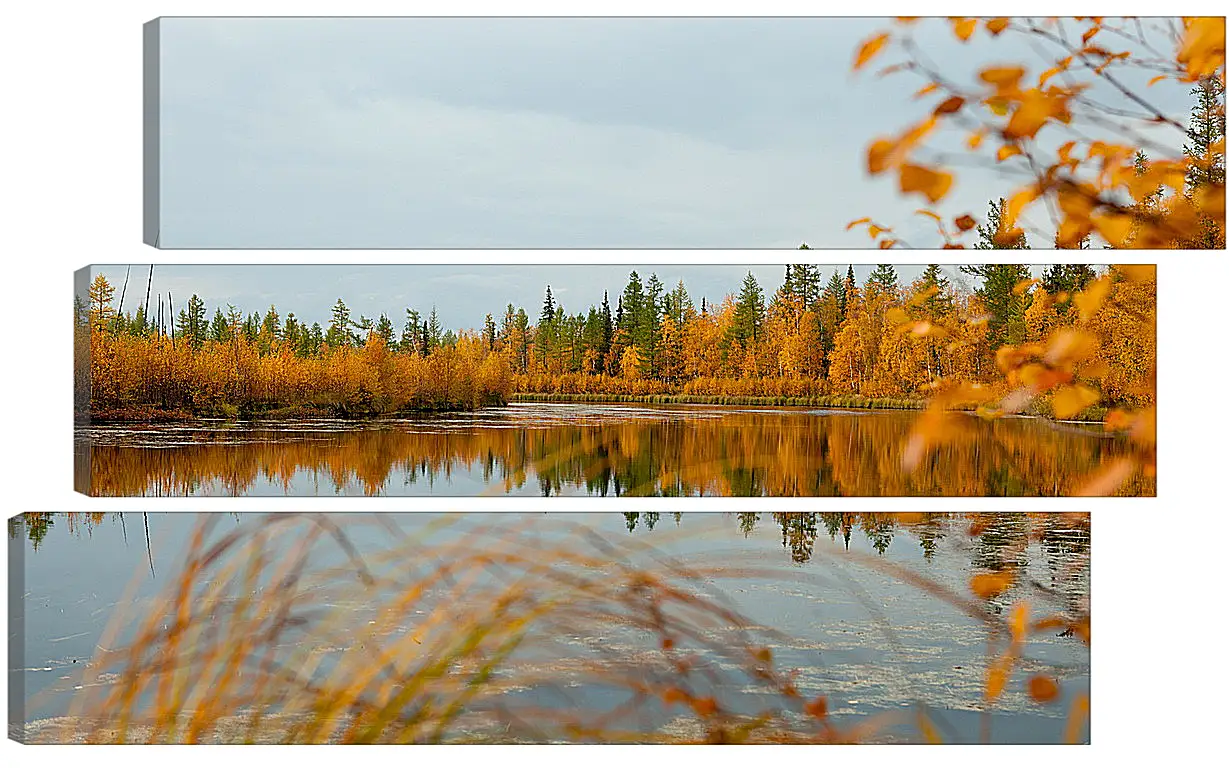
[974,198,1029,249]
[730,271,766,347]
[960,264,1033,347]
[327,299,353,348]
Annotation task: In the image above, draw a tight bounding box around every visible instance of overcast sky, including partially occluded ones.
[155,17,1194,249]
[85,264,1067,331]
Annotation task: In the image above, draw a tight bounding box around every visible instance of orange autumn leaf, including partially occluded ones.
[954,214,977,231]
[804,696,828,719]
[914,82,939,98]
[934,95,966,115]
[1052,385,1100,419]
[867,138,895,175]
[1074,277,1112,323]
[1093,212,1134,247]
[899,164,953,203]
[967,132,984,150]
[1075,457,1136,496]
[1028,675,1060,703]
[845,217,872,230]
[854,32,891,71]
[1009,602,1029,642]
[985,658,1011,701]
[691,696,718,717]
[1044,328,1096,366]
[952,17,977,42]
[1004,90,1072,140]
[979,66,1026,93]
[1104,409,1136,432]
[985,18,1009,36]
[997,144,1022,162]
[1065,694,1091,744]
[970,571,1013,599]
[1038,65,1064,87]
[1177,17,1226,80]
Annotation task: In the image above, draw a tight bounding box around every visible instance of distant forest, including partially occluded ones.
[77,260,1154,420]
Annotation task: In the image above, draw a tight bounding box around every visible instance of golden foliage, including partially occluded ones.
[86,330,513,418]
[81,406,1152,497]
[854,16,1224,251]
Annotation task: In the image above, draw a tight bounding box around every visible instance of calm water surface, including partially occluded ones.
[11,512,1090,744]
[76,402,1150,496]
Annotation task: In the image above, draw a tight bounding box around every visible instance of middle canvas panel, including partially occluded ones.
[73,262,1156,498]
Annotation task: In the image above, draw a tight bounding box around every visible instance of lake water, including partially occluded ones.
[10,512,1090,744]
[75,402,1150,497]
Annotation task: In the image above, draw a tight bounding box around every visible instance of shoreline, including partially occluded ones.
[78,394,1114,426]
[509,391,927,410]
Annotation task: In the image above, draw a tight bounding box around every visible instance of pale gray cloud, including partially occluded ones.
[155,17,1195,248]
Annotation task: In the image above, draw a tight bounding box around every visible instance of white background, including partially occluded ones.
[2,1,1225,765]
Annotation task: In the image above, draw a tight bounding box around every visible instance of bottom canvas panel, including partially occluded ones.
[8,512,1090,745]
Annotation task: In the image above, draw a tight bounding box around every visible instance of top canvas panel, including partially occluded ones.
[145,17,1225,249]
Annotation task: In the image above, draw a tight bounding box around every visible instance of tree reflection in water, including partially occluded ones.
[75,406,1153,497]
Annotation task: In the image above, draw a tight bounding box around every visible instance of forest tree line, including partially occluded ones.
[78,250,1154,420]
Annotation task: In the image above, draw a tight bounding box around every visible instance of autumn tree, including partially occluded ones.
[326,299,353,349]
[88,274,115,331]
[850,17,1224,249]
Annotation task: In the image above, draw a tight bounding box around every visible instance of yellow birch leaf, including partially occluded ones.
[899,164,953,203]
[867,138,896,174]
[985,658,1011,701]
[952,17,977,41]
[1074,277,1111,322]
[1065,694,1090,744]
[1052,385,1100,419]
[997,144,1022,162]
[1009,602,1029,643]
[854,32,891,70]
[1029,675,1060,703]
[979,66,1026,92]
[970,571,1013,599]
[1038,66,1063,87]
[934,95,965,115]
[1177,17,1226,80]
